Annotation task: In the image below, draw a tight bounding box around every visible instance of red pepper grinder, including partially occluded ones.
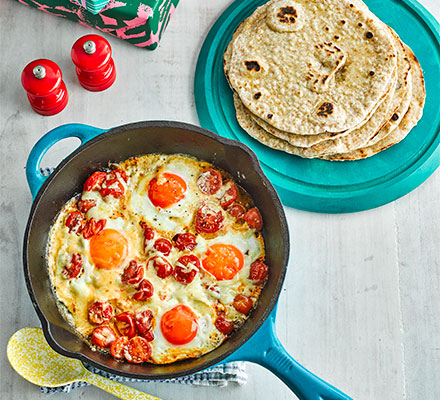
[71,34,116,91]
[21,59,68,116]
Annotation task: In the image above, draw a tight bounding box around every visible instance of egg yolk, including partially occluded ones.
[160,305,198,345]
[202,243,244,280]
[89,229,128,270]
[148,172,187,208]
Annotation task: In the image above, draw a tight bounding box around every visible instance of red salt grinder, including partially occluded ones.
[71,34,116,91]
[21,59,68,116]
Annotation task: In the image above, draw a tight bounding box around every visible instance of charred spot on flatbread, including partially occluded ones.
[317,102,334,117]
[244,61,261,72]
[277,6,298,24]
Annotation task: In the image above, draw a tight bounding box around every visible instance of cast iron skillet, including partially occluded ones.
[24,121,351,400]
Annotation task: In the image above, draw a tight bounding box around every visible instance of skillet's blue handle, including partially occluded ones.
[225,309,352,400]
[26,123,105,199]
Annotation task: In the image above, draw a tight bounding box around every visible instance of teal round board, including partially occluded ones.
[194,0,440,213]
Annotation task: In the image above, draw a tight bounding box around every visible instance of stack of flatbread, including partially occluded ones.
[224,0,425,160]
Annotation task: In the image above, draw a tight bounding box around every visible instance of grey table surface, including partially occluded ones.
[1,0,439,399]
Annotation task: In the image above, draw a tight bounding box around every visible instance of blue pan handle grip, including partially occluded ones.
[225,309,352,400]
[26,123,105,199]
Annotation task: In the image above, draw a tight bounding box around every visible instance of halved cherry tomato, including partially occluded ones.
[115,312,136,338]
[233,294,253,315]
[197,169,222,195]
[149,256,173,279]
[91,326,116,348]
[220,181,238,208]
[83,171,107,192]
[153,238,172,256]
[108,169,128,183]
[110,336,129,359]
[88,301,114,325]
[124,336,152,363]
[100,178,125,198]
[215,314,234,335]
[62,253,83,279]
[140,222,155,241]
[133,279,154,301]
[77,199,96,214]
[142,330,155,342]
[249,260,269,283]
[195,202,224,234]
[243,207,263,231]
[227,203,246,219]
[65,211,85,234]
[122,260,144,285]
[173,233,197,252]
[173,255,200,285]
[135,310,154,335]
[82,218,106,239]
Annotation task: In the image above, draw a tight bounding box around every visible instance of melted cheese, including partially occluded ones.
[47,154,266,364]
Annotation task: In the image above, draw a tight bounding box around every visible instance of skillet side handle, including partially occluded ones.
[26,123,105,199]
[259,334,352,400]
[227,312,352,400]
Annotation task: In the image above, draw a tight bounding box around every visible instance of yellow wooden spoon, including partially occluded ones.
[7,327,162,400]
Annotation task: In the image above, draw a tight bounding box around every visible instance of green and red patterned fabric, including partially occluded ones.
[16,0,179,50]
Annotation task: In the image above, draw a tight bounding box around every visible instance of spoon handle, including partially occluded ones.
[83,370,162,400]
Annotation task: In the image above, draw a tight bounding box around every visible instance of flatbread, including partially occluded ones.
[226,0,397,135]
[322,46,425,160]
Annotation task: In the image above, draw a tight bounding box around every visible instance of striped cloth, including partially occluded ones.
[39,168,246,394]
[40,362,247,393]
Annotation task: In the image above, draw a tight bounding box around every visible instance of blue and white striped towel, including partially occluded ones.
[39,168,246,393]
[40,362,247,394]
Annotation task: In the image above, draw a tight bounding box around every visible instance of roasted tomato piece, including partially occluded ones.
[133,279,154,301]
[110,336,129,359]
[91,326,116,348]
[233,294,253,315]
[115,312,136,338]
[65,211,85,234]
[215,314,234,335]
[77,199,97,214]
[100,178,125,199]
[62,253,83,279]
[220,181,238,208]
[173,232,197,252]
[243,207,263,231]
[195,202,224,234]
[173,255,200,285]
[142,330,155,342]
[135,310,154,335]
[197,169,222,195]
[249,260,269,283]
[227,203,246,219]
[88,301,114,325]
[149,256,173,279]
[122,260,144,285]
[82,218,106,239]
[140,222,155,241]
[83,171,107,192]
[124,336,152,364]
[108,169,128,183]
[153,238,172,256]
